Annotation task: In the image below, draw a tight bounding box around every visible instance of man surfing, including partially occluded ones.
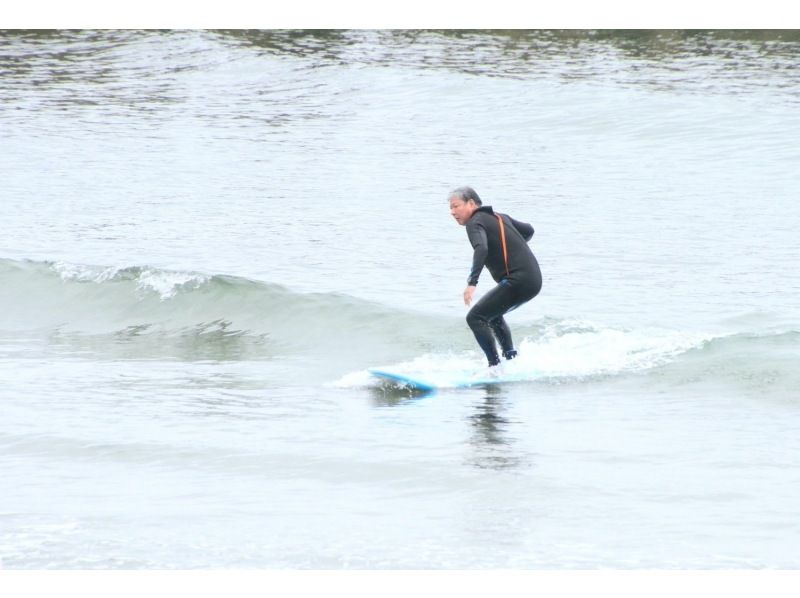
[449,186,542,368]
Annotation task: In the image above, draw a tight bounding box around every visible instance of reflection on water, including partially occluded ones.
[369,383,433,406]
[470,393,509,446]
[468,391,528,470]
[368,384,529,469]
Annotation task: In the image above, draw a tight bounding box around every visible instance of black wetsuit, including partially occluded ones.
[464,206,542,366]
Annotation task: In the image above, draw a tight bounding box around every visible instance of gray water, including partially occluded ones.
[1,29,800,569]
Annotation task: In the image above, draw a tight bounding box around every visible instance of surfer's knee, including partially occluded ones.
[466,308,486,330]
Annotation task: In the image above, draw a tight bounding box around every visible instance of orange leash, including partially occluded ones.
[496,214,510,277]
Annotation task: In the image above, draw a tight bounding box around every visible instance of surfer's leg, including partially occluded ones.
[476,279,540,363]
[489,316,515,358]
[466,309,501,366]
[466,283,518,366]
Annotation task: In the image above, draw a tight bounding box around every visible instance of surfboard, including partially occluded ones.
[368,367,529,391]
[368,369,438,392]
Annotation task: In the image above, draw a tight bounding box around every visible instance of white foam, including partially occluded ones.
[135,268,209,300]
[334,320,711,388]
[332,369,375,388]
[52,261,122,283]
[51,261,209,300]
[515,324,710,378]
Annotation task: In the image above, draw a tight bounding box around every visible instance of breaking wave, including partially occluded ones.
[2,258,798,392]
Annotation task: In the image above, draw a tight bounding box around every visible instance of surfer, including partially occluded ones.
[449,186,542,368]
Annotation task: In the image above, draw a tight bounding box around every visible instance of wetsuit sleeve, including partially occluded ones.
[509,216,534,242]
[466,221,488,286]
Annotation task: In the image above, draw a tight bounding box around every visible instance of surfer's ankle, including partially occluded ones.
[503,349,518,360]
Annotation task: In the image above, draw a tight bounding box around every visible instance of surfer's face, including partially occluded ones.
[449,197,477,225]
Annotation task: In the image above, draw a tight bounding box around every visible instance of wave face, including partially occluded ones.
[2,258,798,392]
[0,258,457,362]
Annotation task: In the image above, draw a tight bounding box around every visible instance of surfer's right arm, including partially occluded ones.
[463,285,476,306]
[465,220,488,286]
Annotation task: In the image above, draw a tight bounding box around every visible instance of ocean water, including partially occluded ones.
[1,29,799,569]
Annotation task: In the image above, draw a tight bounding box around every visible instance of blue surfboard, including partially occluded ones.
[369,368,534,391]
[368,369,438,392]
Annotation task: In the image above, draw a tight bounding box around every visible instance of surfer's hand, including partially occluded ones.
[463,285,476,306]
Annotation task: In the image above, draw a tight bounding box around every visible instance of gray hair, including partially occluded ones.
[449,186,482,206]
